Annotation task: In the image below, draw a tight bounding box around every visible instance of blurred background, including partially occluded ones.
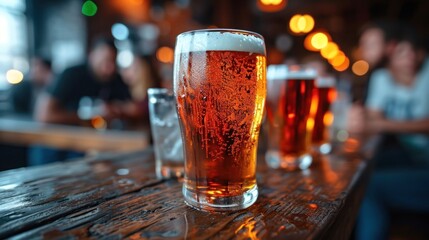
[0,0,428,167]
[1,0,428,93]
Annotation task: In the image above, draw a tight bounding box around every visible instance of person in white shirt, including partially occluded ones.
[355,27,429,240]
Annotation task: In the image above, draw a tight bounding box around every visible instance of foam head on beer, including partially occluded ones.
[267,64,317,81]
[175,30,266,55]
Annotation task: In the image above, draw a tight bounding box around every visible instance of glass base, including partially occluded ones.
[265,150,313,170]
[156,165,184,180]
[312,143,332,155]
[182,184,258,212]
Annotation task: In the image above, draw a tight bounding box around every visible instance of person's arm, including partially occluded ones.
[35,93,81,124]
[367,109,429,134]
[34,67,81,124]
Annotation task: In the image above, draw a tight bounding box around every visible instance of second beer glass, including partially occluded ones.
[265,65,316,170]
[174,29,266,211]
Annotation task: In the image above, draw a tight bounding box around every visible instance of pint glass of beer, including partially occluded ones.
[174,29,266,211]
[311,77,336,154]
[265,65,316,170]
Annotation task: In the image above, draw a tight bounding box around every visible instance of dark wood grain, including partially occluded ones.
[0,145,371,239]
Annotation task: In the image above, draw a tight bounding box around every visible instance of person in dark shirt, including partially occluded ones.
[10,56,52,116]
[35,38,131,125]
[30,38,131,166]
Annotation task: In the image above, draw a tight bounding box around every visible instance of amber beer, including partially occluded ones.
[174,29,266,211]
[265,65,316,170]
[311,77,336,154]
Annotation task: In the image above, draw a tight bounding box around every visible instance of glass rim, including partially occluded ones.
[147,88,168,94]
[177,28,264,41]
[267,64,317,81]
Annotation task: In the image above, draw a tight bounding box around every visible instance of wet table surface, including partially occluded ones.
[0,141,371,239]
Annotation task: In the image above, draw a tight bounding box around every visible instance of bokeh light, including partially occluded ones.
[329,51,346,67]
[320,42,339,59]
[91,115,107,130]
[275,34,293,52]
[310,32,329,50]
[82,0,98,17]
[352,60,369,76]
[323,111,334,126]
[289,14,314,34]
[117,50,134,68]
[333,57,350,72]
[156,46,174,64]
[111,23,129,41]
[304,32,318,51]
[6,69,24,84]
[257,0,287,12]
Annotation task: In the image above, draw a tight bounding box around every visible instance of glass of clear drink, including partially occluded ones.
[148,88,184,179]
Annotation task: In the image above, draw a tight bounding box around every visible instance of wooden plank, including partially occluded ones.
[0,148,370,239]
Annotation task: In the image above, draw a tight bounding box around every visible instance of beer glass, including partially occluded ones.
[311,77,336,154]
[174,29,266,211]
[265,65,316,170]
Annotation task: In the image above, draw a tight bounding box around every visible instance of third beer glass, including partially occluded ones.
[311,77,336,154]
[265,65,316,170]
[174,29,266,211]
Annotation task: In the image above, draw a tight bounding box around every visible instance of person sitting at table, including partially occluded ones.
[35,38,131,125]
[31,38,132,166]
[353,26,429,240]
[120,53,161,125]
[10,56,53,117]
[347,21,400,132]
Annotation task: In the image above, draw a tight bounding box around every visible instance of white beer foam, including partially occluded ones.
[267,65,317,81]
[176,30,266,55]
[316,76,336,87]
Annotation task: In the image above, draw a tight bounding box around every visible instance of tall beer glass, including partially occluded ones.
[312,77,336,154]
[174,29,266,211]
[265,65,316,170]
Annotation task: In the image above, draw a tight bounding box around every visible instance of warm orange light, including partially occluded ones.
[156,46,174,64]
[323,111,334,126]
[258,0,287,12]
[301,15,314,33]
[320,42,339,59]
[328,89,337,102]
[304,33,318,51]
[333,57,350,72]
[308,93,319,131]
[352,60,369,76]
[289,15,300,33]
[91,115,107,129]
[290,14,314,34]
[6,69,24,84]
[311,32,329,50]
[261,0,284,5]
[306,118,315,131]
[329,51,346,67]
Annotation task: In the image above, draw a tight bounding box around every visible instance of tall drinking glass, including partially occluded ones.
[311,77,336,154]
[265,65,316,170]
[174,29,266,211]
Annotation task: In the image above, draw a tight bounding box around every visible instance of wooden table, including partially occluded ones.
[0,118,149,152]
[0,141,371,239]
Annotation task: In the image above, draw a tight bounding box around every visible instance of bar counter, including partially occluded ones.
[0,118,149,152]
[0,138,371,239]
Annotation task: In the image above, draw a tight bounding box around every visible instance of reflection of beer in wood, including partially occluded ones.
[266,78,315,164]
[174,30,266,211]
